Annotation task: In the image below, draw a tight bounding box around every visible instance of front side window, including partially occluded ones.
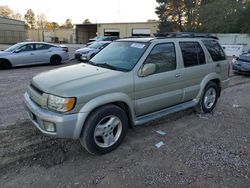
[202,40,226,61]
[91,41,148,71]
[19,44,34,52]
[144,43,176,74]
[179,42,205,67]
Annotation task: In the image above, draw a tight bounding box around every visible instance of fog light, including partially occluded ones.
[43,121,56,132]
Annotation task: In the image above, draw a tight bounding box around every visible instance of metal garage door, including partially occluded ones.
[132,29,151,37]
[104,29,120,37]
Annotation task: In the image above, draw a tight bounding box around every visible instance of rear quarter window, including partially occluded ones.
[202,40,226,61]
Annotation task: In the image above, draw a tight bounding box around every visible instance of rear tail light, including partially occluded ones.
[63,47,68,53]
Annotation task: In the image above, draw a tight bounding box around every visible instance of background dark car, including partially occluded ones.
[232,50,250,74]
[87,36,119,46]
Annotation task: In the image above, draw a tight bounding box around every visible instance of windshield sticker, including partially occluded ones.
[131,43,145,49]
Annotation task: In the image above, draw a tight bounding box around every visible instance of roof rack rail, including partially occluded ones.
[154,32,218,40]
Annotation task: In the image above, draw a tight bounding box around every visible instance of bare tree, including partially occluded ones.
[36,14,47,29]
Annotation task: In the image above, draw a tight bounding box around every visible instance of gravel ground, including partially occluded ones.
[0,49,249,187]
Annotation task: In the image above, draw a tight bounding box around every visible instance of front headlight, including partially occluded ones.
[47,95,76,112]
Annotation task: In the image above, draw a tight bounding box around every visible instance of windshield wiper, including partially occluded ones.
[85,60,96,65]
[96,63,129,72]
[96,63,119,70]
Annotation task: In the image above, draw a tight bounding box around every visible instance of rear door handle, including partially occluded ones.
[30,53,34,55]
[175,73,181,77]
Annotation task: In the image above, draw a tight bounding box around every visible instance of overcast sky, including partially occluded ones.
[1,0,159,24]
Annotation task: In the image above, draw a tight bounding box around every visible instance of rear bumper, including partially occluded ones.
[23,92,87,139]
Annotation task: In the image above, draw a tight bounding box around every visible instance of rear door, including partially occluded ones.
[33,43,53,63]
[134,42,183,116]
[202,40,228,80]
[178,41,211,102]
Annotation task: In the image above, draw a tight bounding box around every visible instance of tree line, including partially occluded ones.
[155,0,250,33]
[0,6,91,30]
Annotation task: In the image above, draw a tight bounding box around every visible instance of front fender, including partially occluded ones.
[73,93,135,138]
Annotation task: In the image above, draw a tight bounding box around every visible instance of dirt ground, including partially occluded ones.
[0,48,250,187]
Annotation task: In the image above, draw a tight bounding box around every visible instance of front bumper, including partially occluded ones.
[74,53,82,60]
[80,55,88,61]
[24,92,87,139]
[232,63,250,74]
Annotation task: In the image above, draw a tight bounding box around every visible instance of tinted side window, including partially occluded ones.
[145,43,176,74]
[35,44,52,50]
[202,40,226,61]
[179,42,205,67]
[19,44,34,52]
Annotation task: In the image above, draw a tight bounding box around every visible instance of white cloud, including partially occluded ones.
[1,0,158,24]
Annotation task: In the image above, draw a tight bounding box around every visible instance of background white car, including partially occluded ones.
[0,42,69,69]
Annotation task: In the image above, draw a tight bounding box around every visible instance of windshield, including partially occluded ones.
[90,41,148,71]
[88,42,106,49]
[4,43,23,52]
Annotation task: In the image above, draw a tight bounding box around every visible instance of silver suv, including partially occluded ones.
[24,33,230,155]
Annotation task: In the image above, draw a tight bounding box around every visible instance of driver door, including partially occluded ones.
[134,43,183,116]
[10,44,36,66]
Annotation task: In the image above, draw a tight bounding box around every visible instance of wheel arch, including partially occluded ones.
[73,93,135,138]
[0,58,12,68]
[50,54,62,61]
[196,73,222,100]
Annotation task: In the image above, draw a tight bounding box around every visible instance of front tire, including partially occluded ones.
[0,59,12,69]
[80,105,128,155]
[50,55,62,65]
[195,82,219,113]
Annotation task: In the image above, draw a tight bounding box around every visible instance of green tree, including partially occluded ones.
[83,19,91,24]
[24,9,36,29]
[155,0,208,32]
[237,1,250,33]
[63,18,73,28]
[198,0,244,33]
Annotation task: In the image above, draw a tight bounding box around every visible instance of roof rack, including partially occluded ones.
[154,32,219,40]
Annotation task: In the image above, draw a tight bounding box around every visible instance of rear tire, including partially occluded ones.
[50,55,62,65]
[80,105,128,155]
[195,82,219,113]
[0,59,12,69]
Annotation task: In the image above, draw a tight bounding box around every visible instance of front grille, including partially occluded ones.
[28,84,45,107]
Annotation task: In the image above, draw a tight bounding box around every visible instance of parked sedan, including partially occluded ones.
[74,41,111,61]
[232,50,250,74]
[87,36,119,46]
[0,42,69,69]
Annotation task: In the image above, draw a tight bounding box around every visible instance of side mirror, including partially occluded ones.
[14,49,22,53]
[138,63,156,77]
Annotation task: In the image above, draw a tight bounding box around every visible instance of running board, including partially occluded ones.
[134,100,197,125]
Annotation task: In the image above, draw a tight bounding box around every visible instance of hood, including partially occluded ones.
[31,64,124,97]
[75,47,93,54]
[0,51,11,56]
